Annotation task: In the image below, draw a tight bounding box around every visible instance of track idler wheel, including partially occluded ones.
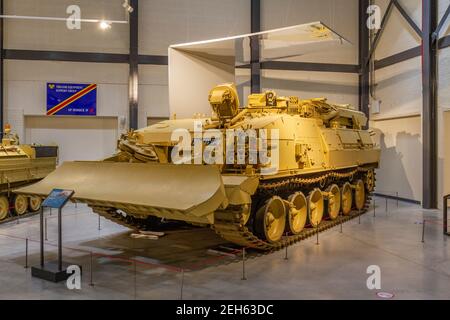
[341,183,353,215]
[354,179,366,211]
[0,196,9,221]
[13,194,28,216]
[325,184,341,220]
[255,196,286,243]
[286,192,307,235]
[307,189,324,228]
[29,196,42,212]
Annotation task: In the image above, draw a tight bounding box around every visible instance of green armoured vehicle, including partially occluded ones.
[0,124,58,221]
[16,84,380,251]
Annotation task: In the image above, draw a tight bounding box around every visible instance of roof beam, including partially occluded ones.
[392,0,422,38]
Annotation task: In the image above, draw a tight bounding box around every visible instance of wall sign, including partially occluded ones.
[47,83,97,116]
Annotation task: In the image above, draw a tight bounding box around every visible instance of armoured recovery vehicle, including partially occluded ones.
[17,84,380,250]
[0,124,58,221]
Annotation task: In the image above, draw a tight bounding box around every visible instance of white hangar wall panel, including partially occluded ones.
[4,60,128,163]
[439,46,450,201]
[372,0,421,203]
[261,0,359,65]
[261,69,359,108]
[371,116,422,202]
[138,0,251,124]
[24,116,118,164]
[439,1,450,201]
[139,0,251,56]
[4,0,129,53]
[370,58,423,203]
[138,65,170,129]
[371,57,422,119]
[374,0,421,60]
[371,0,450,204]
[260,0,359,106]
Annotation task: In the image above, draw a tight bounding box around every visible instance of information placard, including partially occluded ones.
[42,189,75,209]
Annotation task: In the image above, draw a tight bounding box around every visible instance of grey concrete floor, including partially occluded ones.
[0,197,449,300]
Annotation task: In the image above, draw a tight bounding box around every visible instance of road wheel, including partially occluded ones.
[354,179,366,211]
[307,189,324,228]
[286,192,307,235]
[326,184,341,220]
[0,196,10,221]
[341,183,353,215]
[255,196,286,243]
[13,194,28,216]
[29,196,42,212]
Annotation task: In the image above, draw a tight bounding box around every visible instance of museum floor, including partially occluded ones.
[0,197,449,300]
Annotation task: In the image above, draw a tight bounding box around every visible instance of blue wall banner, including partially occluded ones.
[47,83,97,116]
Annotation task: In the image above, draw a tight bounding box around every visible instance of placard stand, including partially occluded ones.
[31,189,79,283]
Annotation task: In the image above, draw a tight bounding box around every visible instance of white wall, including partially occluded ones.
[3,0,251,161]
[371,0,450,204]
[138,65,169,129]
[260,0,359,108]
[261,69,359,107]
[370,0,422,202]
[137,0,251,127]
[371,116,422,200]
[4,60,128,161]
[139,0,251,56]
[438,3,450,200]
[25,116,118,163]
[138,0,361,123]
[4,0,129,53]
[261,0,358,64]
[3,0,130,162]
[374,0,421,60]
[4,59,128,162]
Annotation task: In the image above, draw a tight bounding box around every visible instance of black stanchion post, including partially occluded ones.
[45,217,48,241]
[358,209,361,224]
[98,215,101,231]
[49,208,52,216]
[134,260,137,300]
[422,219,426,243]
[58,208,62,271]
[284,233,288,260]
[385,197,388,213]
[316,224,319,245]
[396,192,399,208]
[241,248,247,280]
[180,269,185,300]
[373,197,376,217]
[442,196,450,236]
[89,252,94,287]
[24,238,28,269]
[40,207,44,267]
[444,196,449,236]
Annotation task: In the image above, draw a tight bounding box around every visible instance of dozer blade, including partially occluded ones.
[15,161,228,217]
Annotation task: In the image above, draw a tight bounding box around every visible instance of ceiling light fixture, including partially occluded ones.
[0,15,127,25]
[99,20,112,30]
